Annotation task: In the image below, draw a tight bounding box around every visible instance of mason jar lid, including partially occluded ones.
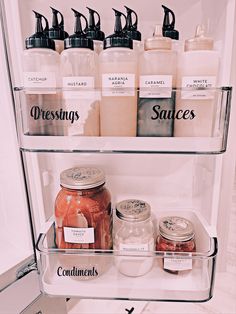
[116,199,151,222]
[159,216,195,242]
[60,167,105,190]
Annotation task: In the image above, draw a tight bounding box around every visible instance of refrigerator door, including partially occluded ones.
[0,3,35,292]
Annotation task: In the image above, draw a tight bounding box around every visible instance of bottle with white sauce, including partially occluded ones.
[99,9,138,137]
[124,6,143,54]
[138,25,177,137]
[60,9,99,136]
[114,199,155,277]
[48,7,69,54]
[85,7,105,55]
[22,11,60,135]
[174,25,220,137]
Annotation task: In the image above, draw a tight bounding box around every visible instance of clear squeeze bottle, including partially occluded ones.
[124,6,143,53]
[138,25,177,137]
[99,9,138,137]
[174,25,220,137]
[60,9,99,136]
[48,7,69,54]
[85,7,105,55]
[22,11,60,135]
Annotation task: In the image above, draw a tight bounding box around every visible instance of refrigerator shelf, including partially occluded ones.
[36,211,217,302]
[14,87,232,154]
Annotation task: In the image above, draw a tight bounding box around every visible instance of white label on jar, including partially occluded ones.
[23,72,56,89]
[102,73,135,96]
[120,243,149,252]
[63,227,95,244]
[139,75,172,98]
[164,257,192,271]
[181,76,216,100]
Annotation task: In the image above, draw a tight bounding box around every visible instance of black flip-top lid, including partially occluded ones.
[162,5,179,40]
[124,6,141,41]
[48,7,69,40]
[85,7,105,41]
[104,9,133,50]
[26,11,55,50]
[64,9,93,50]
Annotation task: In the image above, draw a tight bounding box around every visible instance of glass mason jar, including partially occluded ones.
[54,167,112,280]
[114,199,155,277]
[156,216,196,274]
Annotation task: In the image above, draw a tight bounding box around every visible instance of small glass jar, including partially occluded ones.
[55,167,112,250]
[156,216,196,274]
[114,199,155,277]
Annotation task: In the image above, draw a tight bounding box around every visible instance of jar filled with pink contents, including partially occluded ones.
[156,216,196,274]
[54,166,112,280]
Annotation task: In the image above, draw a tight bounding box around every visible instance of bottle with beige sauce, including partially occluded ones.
[99,9,138,137]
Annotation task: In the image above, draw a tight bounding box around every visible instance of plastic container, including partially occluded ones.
[60,9,99,136]
[22,11,60,135]
[175,25,220,137]
[99,9,138,136]
[138,25,177,137]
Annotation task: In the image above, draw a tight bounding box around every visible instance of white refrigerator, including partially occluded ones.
[0,0,236,313]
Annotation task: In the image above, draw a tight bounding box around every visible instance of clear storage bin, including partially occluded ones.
[36,211,217,302]
[14,87,232,154]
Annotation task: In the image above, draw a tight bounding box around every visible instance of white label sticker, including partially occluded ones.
[23,72,56,89]
[164,258,192,271]
[140,75,172,98]
[102,73,135,96]
[63,77,97,99]
[120,243,149,252]
[64,227,95,244]
[181,76,216,100]
[63,76,95,89]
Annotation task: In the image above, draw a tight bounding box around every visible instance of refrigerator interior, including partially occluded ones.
[0,0,235,304]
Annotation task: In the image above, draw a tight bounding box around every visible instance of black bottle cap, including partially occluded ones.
[64,9,94,50]
[48,7,69,40]
[25,11,55,50]
[85,7,105,41]
[124,6,141,41]
[104,9,133,50]
[162,5,179,40]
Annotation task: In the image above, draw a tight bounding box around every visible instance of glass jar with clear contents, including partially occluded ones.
[156,216,196,274]
[114,199,155,277]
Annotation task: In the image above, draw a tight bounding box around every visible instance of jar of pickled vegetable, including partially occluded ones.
[55,166,112,249]
[54,167,112,280]
[156,216,196,274]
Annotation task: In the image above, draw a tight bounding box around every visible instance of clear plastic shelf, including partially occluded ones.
[36,211,217,302]
[14,87,232,154]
